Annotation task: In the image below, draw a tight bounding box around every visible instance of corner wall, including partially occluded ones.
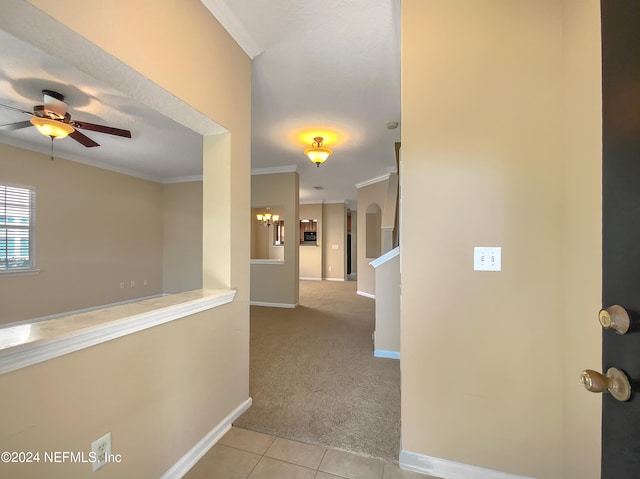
[401,1,600,478]
[322,203,347,281]
[357,178,389,296]
[3,0,251,477]
[251,172,300,306]
[163,181,203,294]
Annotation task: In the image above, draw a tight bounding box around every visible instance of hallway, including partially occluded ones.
[184,426,434,479]
[234,280,400,463]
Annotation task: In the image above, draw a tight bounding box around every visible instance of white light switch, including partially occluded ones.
[474,247,501,271]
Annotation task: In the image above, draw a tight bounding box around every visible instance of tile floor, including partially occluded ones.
[184,427,439,479]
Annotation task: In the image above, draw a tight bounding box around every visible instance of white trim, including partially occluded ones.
[250,259,285,265]
[324,277,345,282]
[355,174,391,189]
[160,397,252,479]
[399,450,535,479]
[299,277,322,281]
[250,301,298,308]
[369,247,400,269]
[162,175,203,184]
[374,350,400,360]
[0,290,236,375]
[251,165,298,175]
[199,0,262,59]
[357,291,376,299]
[0,268,41,277]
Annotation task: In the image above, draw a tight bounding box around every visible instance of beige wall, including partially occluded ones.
[251,173,299,306]
[357,178,388,296]
[560,1,602,477]
[299,203,323,279]
[373,252,400,354]
[0,304,247,479]
[0,144,163,323]
[401,1,601,478]
[322,203,347,280]
[3,0,251,477]
[163,181,203,294]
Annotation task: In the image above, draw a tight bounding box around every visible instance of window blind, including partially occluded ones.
[0,185,34,270]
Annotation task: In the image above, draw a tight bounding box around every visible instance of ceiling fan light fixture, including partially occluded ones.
[30,117,74,139]
[304,136,332,167]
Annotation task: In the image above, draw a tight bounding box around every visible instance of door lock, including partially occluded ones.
[599,305,630,334]
[580,368,632,401]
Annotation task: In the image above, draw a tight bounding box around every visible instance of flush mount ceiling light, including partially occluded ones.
[29,117,74,139]
[304,136,332,167]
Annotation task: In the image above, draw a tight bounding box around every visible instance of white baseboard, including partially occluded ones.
[399,450,535,479]
[374,350,400,359]
[250,301,298,308]
[299,277,322,281]
[357,291,375,299]
[160,397,252,479]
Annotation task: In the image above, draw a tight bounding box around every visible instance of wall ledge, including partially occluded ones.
[0,289,236,375]
[399,450,535,479]
[250,259,285,265]
[250,301,298,308]
[357,290,376,299]
[369,246,400,268]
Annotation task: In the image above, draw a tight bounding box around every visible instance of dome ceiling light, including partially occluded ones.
[304,136,332,167]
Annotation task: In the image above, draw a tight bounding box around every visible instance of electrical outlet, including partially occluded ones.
[91,432,111,471]
[143,279,148,286]
[130,280,135,287]
[119,282,125,289]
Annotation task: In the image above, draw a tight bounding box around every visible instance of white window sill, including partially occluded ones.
[0,288,235,375]
[0,268,41,277]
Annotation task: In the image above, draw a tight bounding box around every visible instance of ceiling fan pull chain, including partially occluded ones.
[50,136,54,161]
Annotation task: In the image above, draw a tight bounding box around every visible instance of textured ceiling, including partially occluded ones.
[0,0,401,207]
[208,0,402,206]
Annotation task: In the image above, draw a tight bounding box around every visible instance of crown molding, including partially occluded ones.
[200,0,262,59]
[162,175,203,184]
[251,165,298,175]
[355,173,391,189]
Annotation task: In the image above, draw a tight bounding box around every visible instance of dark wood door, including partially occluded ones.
[602,1,640,477]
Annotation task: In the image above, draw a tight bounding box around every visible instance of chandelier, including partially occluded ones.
[256,208,279,227]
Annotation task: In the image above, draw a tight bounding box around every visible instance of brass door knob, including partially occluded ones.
[599,305,630,334]
[580,368,632,401]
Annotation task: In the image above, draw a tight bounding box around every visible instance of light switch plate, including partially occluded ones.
[474,247,501,271]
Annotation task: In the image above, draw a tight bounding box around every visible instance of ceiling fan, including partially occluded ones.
[0,90,131,147]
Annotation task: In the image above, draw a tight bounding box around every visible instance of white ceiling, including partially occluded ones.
[0,0,400,208]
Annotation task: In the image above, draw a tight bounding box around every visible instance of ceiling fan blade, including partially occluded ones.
[0,103,33,116]
[0,120,33,131]
[69,129,100,148]
[73,121,131,138]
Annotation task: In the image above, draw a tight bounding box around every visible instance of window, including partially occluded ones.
[0,185,35,271]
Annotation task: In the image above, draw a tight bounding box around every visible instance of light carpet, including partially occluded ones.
[234,280,401,463]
